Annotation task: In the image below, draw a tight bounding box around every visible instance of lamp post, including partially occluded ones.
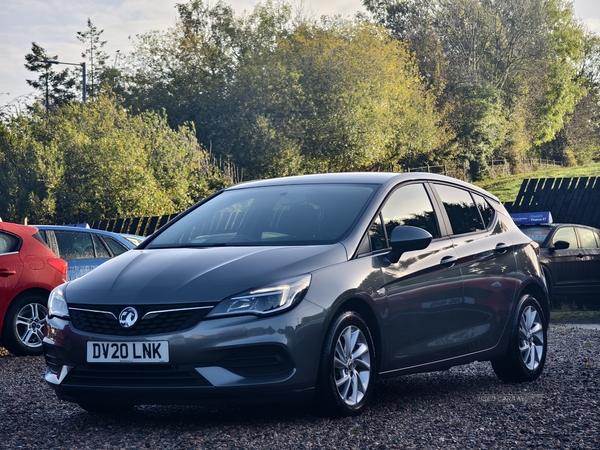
[40,60,86,103]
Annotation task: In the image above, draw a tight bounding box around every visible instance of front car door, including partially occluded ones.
[376,182,464,370]
[546,226,580,296]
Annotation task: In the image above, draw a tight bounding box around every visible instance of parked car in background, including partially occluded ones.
[34,225,143,280]
[0,222,67,356]
[44,173,548,416]
[511,212,600,306]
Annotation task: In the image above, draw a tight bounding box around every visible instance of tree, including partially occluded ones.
[225,20,448,178]
[364,0,587,177]
[24,43,78,110]
[77,18,109,100]
[0,95,233,223]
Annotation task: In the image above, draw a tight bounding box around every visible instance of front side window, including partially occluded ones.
[380,183,440,239]
[434,184,484,235]
[552,227,578,249]
[54,231,95,260]
[147,184,377,248]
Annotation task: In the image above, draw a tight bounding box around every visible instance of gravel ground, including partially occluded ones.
[1,324,598,450]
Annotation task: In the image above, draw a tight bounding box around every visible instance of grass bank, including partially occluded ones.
[550,310,600,324]
[475,162,600,203]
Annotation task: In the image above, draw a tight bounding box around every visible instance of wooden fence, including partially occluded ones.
[505,177,600,229]
[89,214,179,237]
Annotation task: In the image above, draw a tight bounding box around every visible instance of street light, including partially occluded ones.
[40,60,86,103]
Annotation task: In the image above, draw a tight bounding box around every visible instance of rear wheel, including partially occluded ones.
[2,294,48,356]
[315,311,376,417]
[491,294,547,383]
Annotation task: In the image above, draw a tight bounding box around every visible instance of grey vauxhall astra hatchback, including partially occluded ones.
[44,173,549,416]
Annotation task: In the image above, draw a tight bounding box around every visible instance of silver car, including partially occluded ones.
[44,173,549,416]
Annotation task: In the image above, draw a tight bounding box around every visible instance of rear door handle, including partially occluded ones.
[495,243,509,254]
[0,268,17,277]
[440,255,457,268]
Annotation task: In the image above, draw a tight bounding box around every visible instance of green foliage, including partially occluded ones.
[226,21,447,177]
[364,0,589,175]
[0,95,232,223]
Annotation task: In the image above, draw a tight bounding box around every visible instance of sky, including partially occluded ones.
[1,0,599,107]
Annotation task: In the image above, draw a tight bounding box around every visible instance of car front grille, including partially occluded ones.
[64,363,212,387]
[68,303,216,336]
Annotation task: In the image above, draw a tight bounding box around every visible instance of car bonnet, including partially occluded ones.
[63,244,347,306]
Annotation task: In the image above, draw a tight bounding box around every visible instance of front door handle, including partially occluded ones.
[440,255,457,268]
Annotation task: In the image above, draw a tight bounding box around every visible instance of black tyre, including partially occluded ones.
[315,311,376,417]
[2,294,48,356]
[491,294,547,383]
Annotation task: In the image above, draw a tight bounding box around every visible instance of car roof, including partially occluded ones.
[0,221,41,236]
[226,172,500,202]
[34,225,137,246]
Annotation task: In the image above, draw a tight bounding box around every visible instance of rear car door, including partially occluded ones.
[574,226,600,293]
[430,183,517,352]
[377,182,464,369]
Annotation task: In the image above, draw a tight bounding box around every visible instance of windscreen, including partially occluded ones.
[520,226,552,244]
[147,184,377,248]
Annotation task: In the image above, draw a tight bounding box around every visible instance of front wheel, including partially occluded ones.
[2,294,48,356]
[491,294,547,383]
[315,311,376,417]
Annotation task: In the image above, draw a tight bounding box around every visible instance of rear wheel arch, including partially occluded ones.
[519,281,550,326]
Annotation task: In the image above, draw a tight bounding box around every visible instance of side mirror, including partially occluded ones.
[550,240,570,251]
[387,226,433,263]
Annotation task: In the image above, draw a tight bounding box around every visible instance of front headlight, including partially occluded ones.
[207,274,311,318]
[48,283,70,319]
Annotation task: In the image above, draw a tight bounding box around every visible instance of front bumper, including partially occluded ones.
[43,300,326,406]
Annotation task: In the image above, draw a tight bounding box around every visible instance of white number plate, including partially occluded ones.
[87,341,169,363]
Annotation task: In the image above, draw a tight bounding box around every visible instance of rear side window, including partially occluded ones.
[102,236,128,256]
[577,227,599,249]
[434,184,485,235]
[0,232,20,254]
[473,193,494,227]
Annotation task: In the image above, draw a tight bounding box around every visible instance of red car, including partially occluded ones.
[0,222,67,356]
